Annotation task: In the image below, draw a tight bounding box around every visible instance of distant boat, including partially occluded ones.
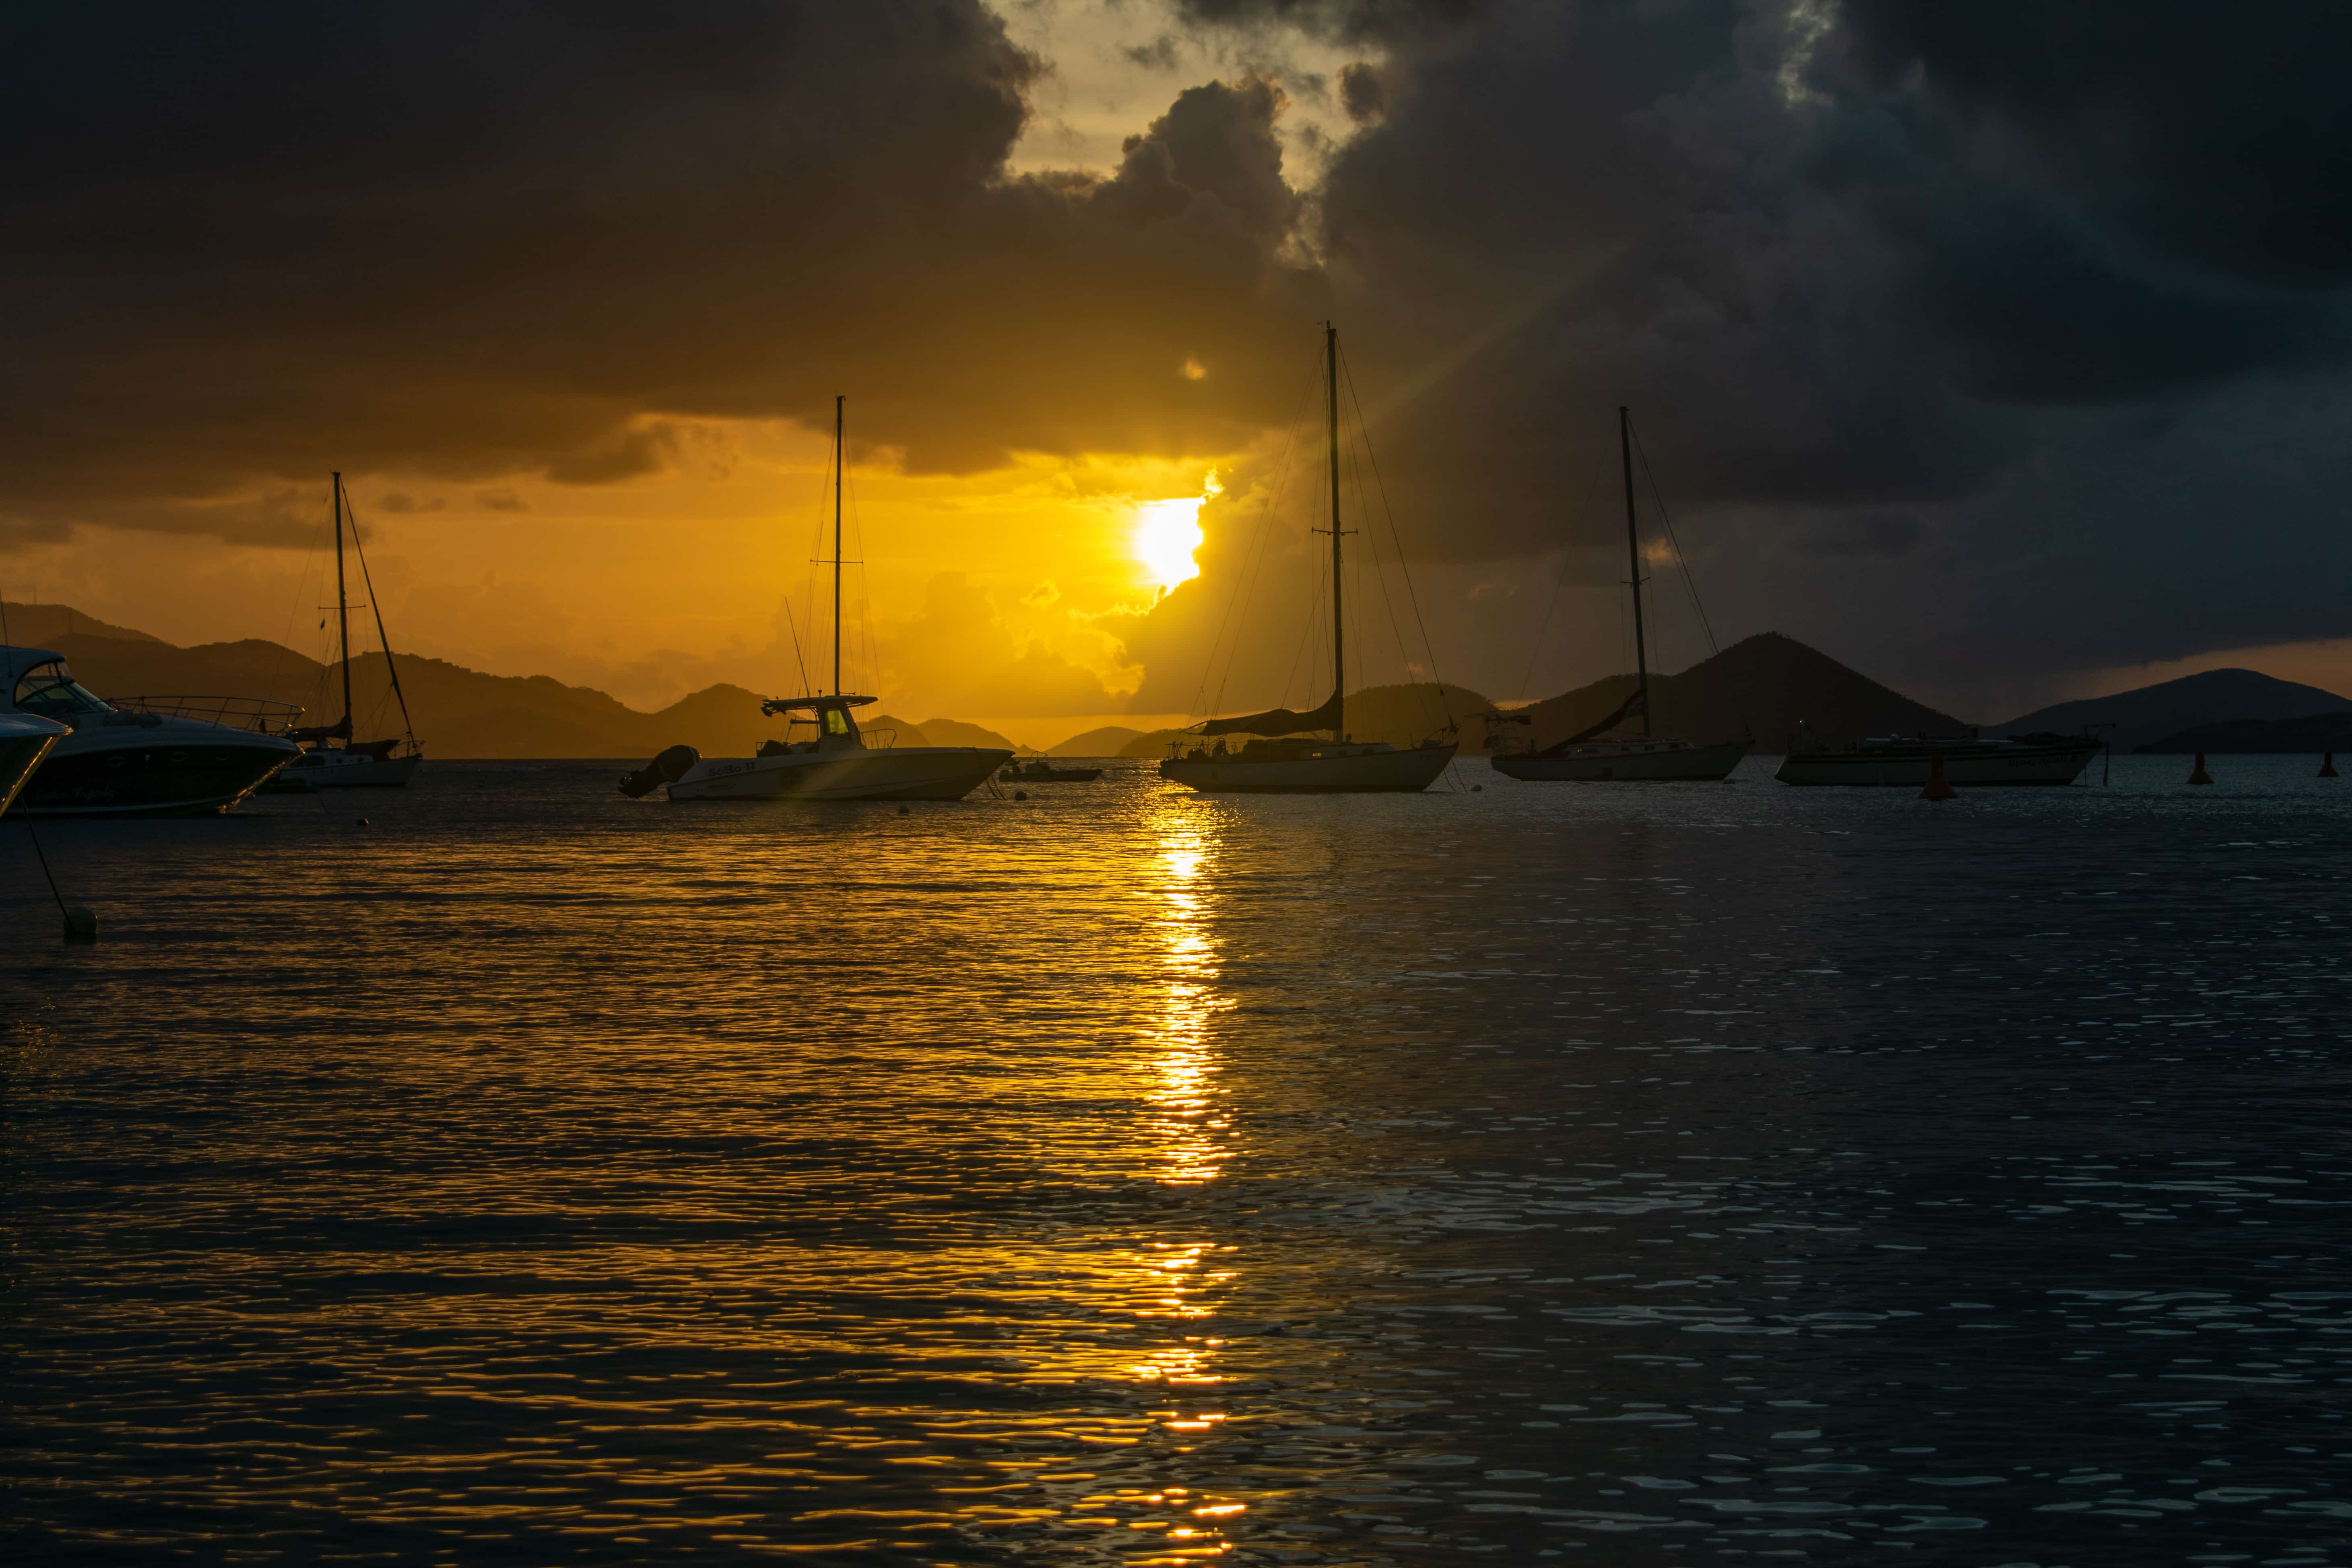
[622,396,1009,803]
[1160,325,1458,795]
[272,472,424,789]
[1776,725,2100,787]
[0,710,68,815]
[2,646,299,815]
[1488,407,1750,783]
[1001,760,1102,782]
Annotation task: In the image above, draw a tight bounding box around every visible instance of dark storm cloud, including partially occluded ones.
[0,2,1319,542]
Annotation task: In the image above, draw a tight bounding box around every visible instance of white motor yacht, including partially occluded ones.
[627,695,1008,803]
[617,397,1008,805]
[0,710,69,815]
[3,647,301,815]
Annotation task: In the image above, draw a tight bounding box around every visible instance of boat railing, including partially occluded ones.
[109,695,307,734]
[862,726,897,749]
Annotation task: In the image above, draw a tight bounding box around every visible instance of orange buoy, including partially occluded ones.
[2188,752,2214,786]
[2321,751,2340,779]
[1920,749,1957,800]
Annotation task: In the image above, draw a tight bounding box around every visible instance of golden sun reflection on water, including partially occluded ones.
[1147,821,1232,1188]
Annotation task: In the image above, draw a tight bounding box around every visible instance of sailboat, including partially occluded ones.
[275,472,424,788]
[1159,325,1458,794]
[1487,408,1750,783]
[622,397,1010,803]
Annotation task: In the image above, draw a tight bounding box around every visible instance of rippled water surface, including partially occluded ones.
[3,754,2349,1566]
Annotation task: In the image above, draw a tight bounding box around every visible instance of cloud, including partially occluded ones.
[0,2,1319,545]
[475,489,528,513]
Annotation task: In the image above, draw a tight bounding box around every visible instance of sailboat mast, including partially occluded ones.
[332,471,352,739]
[842,390,851,691]
[1327,323,1344,742]
[1619,406,1651,739]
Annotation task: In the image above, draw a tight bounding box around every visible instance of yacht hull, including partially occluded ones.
[1776,739,2099,787]
[1160,743,1457,794]
[17,724,301,815]
[666,746,1011,802]
[1493,738,1751,782]
[0,718,66,816]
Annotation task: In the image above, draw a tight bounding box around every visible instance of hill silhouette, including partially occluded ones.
[1050,725,1145,756]
[22,627,987,759]
[2135,712,2352,754]
[1997,668,2352,751]
[1502,632,1962,751]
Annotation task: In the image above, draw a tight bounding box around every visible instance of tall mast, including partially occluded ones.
[1620,406,1651,739]
[1327,323,1344,741]
[332,471,352,739]
[842,392,851,691]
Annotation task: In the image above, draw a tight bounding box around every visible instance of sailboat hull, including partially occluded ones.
[1492,738,1751,782]
[1161,743,1457,794]
[265,751,422,790]
[666,746,1011,802]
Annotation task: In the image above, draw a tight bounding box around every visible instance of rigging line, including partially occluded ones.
[781,594,811,697]
[1189,351,1320,720]
[341,485,418,747]
[1339,345,1454,731]
[1630,422,1721,660]
[1346,409,1417,711]
[1631,420,1749,739]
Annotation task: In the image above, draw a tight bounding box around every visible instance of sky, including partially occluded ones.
[4,0,2350,741]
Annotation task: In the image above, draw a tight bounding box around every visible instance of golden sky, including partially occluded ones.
[8,1,2352,737]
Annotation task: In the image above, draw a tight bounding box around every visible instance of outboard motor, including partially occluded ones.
[618,743,699,798]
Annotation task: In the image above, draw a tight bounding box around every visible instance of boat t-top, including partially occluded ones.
[1160,324,1458,794]
[620,396,1009,803]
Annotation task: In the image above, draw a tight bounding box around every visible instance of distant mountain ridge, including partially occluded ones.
[1502,632,1962,751]
[1996,668,2352,751]
[2135,712,2352,754]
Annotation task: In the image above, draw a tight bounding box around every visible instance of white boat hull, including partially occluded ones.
[14,716,300,815]
[1160,743,1457,794]
[667,745,1010,802]
[1776,739,2099,787]
[1492,737,1750,782]
[268,751,423,790]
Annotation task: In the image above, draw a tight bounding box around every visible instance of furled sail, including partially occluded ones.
[1198,690,1343,738]
[1536,687,1646,754]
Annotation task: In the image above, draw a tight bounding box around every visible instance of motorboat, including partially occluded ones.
[1775,725,2101,787]
[1488,406,1750,783]
[1160,324,1458,795]
[265,471,424,789]
[3,646,301,815]
[627,695,1009,802]
[1001,760,1102,782]
[618,396,1008,804]
[0,711,69,815]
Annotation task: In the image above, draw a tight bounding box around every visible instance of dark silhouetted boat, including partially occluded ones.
[1488,408,1749,783]
[1161,325,1457,794]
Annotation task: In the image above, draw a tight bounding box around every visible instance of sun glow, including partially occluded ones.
[1132,476,1215,592]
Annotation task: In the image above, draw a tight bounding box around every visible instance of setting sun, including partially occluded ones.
[1132,477,1214,593]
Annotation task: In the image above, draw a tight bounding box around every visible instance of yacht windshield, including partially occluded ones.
[13,660,112,719]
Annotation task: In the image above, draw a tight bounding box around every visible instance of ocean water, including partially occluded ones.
[1,753,2347,1567]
